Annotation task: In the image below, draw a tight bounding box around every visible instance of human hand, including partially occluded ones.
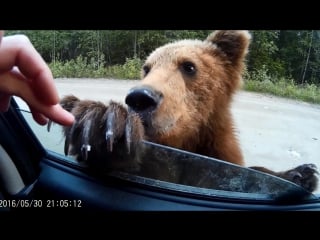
[0,31,74,126]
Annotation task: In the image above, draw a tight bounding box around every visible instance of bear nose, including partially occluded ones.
[125,86,162,112]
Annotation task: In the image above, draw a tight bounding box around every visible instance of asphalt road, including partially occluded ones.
[17,78,320,193]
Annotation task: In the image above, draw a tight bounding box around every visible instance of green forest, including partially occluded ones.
[4,30,320,103]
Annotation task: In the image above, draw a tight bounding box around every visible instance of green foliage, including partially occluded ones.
[122,57,143,79]
[244,69,320,104]
[49,55,107,78]
[105,57,143,79]
[244,65,273,83]
[247,30,285,77]
[50,55,142,79]
[6,30,320,103]
[4,30,320,85]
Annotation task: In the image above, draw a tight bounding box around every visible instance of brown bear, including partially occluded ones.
[58,30,318,193]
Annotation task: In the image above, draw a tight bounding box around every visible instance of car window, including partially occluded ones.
[14,78,320,202]
[15,96,76,164]
[8,30,320,203]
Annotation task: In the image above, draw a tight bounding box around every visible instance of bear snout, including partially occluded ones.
[125,86,163,113]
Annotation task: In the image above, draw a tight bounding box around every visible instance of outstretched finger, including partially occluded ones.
[29,107,49,125]
[0,71,74,126]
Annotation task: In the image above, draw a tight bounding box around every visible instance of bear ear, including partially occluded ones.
[206,30,251,64]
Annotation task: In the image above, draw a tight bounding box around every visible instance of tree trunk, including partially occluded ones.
[133,30,137,58]
[302,30,313,84]
[97,31,100,69]
[53,31,56,65]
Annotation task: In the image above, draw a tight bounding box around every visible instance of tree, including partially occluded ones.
[278,30,320,85]
[246,30,284,79]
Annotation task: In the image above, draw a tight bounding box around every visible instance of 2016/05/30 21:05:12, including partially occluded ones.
[0,199,82,208]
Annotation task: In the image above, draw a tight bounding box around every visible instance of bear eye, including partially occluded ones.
[143,65,151,76]
[181,61,196,76]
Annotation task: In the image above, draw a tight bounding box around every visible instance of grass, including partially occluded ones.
[49,56,142,80]
[243,79,320,105]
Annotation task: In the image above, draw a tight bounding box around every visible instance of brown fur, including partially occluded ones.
[132,30,250,165]
[59,30,318,192]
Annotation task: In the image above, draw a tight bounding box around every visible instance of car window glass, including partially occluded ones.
[14,87,320,201]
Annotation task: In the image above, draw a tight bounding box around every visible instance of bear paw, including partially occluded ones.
[280,163,319,192]
[56,95,145,171]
